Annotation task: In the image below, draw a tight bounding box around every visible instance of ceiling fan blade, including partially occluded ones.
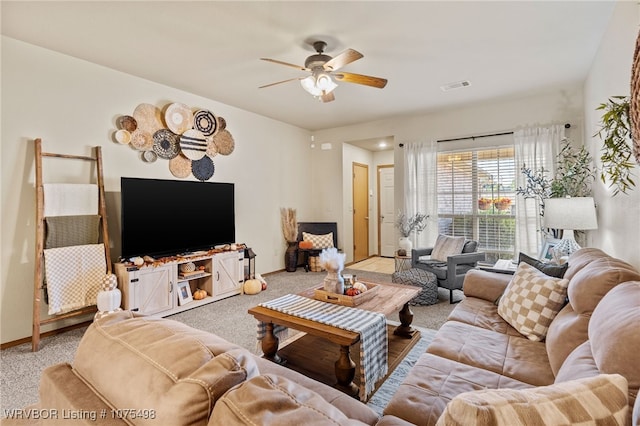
[323,49,363,71]
[321,92,335,103]
[333,72,388,89]
[259,77,303,89]
[260,58,308,71]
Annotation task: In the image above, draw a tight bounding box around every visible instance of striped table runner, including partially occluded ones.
[257,293,388,400]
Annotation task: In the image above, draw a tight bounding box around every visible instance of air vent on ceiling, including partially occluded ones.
[440,80,471,92]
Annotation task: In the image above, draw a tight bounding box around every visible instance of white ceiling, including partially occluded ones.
[2,1,615,133]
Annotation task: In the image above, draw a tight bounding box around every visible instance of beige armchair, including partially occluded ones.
[411,240,485,303]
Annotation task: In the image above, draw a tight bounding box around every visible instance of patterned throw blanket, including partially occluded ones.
[257,293,388,400]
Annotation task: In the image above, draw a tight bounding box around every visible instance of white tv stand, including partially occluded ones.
[114,250,244,317]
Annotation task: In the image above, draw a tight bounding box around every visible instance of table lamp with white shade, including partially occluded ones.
[543,197,598,257]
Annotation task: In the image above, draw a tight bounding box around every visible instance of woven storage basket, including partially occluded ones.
[309,255,323,272]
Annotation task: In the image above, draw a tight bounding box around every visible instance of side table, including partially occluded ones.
[394,255,412,272]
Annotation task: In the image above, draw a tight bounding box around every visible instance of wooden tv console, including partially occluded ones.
[114,250,244,317]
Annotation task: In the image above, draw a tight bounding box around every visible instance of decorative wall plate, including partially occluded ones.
[142,150,157,163]
[206,138,218,157]
[117,115,137,132]
[130,129,154,151]
[169,154,192,178]
[212,129,235,155]
[115,129,131,144]
[193,109,218,136]
[165,103,194,135]
[133,103,163,134]
[192,155,215,181]
[179,129,208,160]
[216,116,227,130]
[152,129,180,159]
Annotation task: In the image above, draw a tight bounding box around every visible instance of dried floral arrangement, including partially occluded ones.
[319,247,345,273]
[280,207,298,243]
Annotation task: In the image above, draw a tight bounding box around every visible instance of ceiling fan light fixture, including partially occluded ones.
[300,71,338,99]
[300,75,322,96]
[316,72,337,93]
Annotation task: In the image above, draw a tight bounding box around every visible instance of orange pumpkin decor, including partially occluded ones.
[193,289,207,300]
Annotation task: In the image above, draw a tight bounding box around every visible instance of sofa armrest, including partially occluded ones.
[462,269,512,302]
[411,248,434,267]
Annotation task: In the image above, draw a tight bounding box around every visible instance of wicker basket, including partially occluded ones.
[308,255,323,272]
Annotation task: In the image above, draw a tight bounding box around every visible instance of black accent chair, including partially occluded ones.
[411,240,485,303]
[296,222,339,272]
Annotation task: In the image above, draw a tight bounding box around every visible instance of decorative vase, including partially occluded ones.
[284,241,298,272]
[323,271,345,295]
[398,237,413,254]
[97,274,122,312]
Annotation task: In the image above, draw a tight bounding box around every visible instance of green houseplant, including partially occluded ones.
[517,138,595,216]
[595,96,636,196]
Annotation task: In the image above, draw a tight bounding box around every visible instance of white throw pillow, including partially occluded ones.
[497,262,569,342]
[302,232,334,249]
[431,234,466,262]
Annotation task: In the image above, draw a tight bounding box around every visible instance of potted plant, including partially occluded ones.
[478,197,492,210]
[493,197,512,211]
[395,211,428,253]
[595,96,636,196]
[517,138,595,216]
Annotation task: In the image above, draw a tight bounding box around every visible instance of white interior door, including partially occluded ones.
[379,166,395,257]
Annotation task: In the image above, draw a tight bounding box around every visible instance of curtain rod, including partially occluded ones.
[398,123,570,147]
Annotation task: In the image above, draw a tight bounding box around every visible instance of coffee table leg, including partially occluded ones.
[261,322,286,365]
[334,345,359,399]
[394,302,416,338]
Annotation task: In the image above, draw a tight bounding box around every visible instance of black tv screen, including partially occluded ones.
[120,177,235,258]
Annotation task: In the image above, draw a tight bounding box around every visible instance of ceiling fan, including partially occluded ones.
[259,40,388,103]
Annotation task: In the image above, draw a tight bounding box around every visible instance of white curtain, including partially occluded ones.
[514,125,565,257]
[403,141,439,248]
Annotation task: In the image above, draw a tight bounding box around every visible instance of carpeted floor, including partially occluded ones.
[1,268,456,414]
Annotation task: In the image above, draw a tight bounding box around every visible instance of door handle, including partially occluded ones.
[365,217,369,220]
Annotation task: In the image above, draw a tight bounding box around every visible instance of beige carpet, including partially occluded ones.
[0,267,455,414]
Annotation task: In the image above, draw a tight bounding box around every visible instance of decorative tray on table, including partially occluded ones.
[313,282,379,307]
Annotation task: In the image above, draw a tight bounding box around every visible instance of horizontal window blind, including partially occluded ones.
[437,147,516,262]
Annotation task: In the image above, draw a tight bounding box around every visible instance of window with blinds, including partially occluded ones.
[437,147,516,262]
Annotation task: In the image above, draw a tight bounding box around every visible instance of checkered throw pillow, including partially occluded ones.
[436,374,629,426]
[302,232,334,249]
[497,262,569,342]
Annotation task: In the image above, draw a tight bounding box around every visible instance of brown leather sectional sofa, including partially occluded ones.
[13,248,640,425]
[380,248,640,425]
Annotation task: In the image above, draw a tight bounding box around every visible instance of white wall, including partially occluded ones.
[1,37,312,344]
[583,1,640,269]
[313,88,585,253]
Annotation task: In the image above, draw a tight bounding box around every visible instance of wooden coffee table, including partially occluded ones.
[247,280,421,400]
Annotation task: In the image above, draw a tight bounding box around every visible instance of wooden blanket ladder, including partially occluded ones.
[32,138,112,351]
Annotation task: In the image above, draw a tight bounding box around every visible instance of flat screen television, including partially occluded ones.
[120,177,235,258]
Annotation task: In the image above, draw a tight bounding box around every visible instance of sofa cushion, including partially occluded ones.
[382,352,532,426]
[426,321,554,386]
[253,357,379,425]
[497,262,569,342]
[209,374,369,425]
[447,297,523,336]
[545,251,640,375]
[589,282,640,409]
[436,374,629,426]
[72,311,259,426]
[431,234,466,262]
[518,252,568,278]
